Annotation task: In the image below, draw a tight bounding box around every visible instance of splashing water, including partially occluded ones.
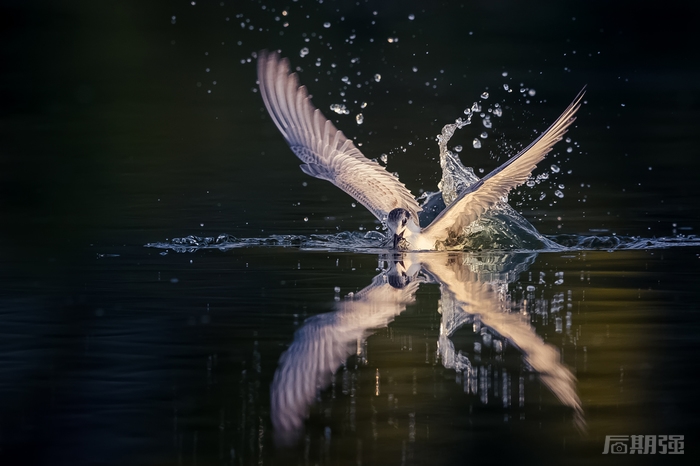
[431,121,562,250]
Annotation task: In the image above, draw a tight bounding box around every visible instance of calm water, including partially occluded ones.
[2,1,699,465]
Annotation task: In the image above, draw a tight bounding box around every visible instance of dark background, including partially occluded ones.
[2,0,699,253]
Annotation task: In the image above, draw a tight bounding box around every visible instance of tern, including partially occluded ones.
[257,50,584,250]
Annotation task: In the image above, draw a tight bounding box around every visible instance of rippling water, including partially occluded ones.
[2,0,700,465]
[148,231,700,254]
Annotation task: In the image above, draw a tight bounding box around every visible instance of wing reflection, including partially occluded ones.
[271,261,424,446]
[422,253,585,431]
[271,252,583,446]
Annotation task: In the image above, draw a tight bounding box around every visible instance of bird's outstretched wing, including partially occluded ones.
[257,50,421,222]
[422,88,585,240]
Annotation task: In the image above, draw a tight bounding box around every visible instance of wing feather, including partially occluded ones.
[423,88,585,240]
[257,50,421,222]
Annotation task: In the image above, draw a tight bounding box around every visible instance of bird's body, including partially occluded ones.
[257,50,585,250]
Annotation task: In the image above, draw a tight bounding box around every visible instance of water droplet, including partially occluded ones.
[528,89,536,96]
[503,84,512,92]
[566,147,573,153]
[380,153,388,164]
[374,73,381,82]
[554,190,564,198]
[341,76,350,84]
[299,47,309,57]
[351,202,357,208]
[454,145,463,153]
[565,137,571,143]
[471,102,481,113]
[361,102,367,108]
[539,192,546,200]
[472,138,481,149]
[303,217,309,222]
[501,71,508,77]
[480,131,488,139]
[493,107,503,117]
[387,37,399,43]
[408,14,415,20]
[323,22,331,28]
[334,286,341,293]
[526,285,535,292]
[550,164,560,173]
[482,117,492,128]
[480,91,489,99]
[412,66,418,72]
[171,16,177,24]
[526,180,536,187]
[356,113,364,125]
[329,104,349,114]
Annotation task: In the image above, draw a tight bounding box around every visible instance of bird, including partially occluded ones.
[257,50,585,250]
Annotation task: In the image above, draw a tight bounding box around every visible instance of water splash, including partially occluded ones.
[434,121,561,250]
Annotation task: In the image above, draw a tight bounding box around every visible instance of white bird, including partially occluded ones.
[257,50,585,250]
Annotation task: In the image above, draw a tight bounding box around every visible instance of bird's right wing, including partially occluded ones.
[257,50,421,222]
[422,89,585,240]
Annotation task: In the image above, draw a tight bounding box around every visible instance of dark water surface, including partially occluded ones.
[2,1,700,465]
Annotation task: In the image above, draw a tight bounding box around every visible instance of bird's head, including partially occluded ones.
[387,208,413,249]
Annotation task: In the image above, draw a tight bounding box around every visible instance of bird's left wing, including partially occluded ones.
[422,88,585,240]
[257,50,421,222]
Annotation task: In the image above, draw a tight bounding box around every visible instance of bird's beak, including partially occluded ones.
[392,231,404,249]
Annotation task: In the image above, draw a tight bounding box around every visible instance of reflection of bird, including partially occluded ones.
[270,252,584,445]
[258,50,584,250]
[420,253,584,430]
[270,262,422,447]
